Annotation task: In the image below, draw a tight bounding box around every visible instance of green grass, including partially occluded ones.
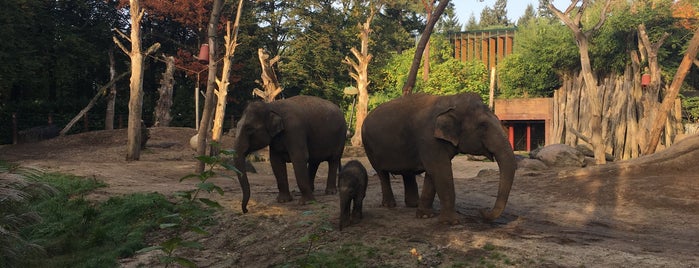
[277,242,379,268]
[11,171,210,268]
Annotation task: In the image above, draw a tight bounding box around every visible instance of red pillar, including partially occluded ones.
[508,125,515,150]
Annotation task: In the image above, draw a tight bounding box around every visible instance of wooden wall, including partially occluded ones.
[451,28,515,71]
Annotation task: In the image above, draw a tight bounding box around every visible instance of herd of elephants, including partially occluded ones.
[230,92,515,229]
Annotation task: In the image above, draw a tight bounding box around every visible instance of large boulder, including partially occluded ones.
[530,144,585,168]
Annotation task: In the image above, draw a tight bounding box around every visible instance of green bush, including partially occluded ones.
[15,172,189,268]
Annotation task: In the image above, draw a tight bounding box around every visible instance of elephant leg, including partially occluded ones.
[351,195,363,222]
[432,170,458,225]
[339,194,352,230]
[291,158,315,205]
[377,170,396,208]
[270,152,292,203]
[324,158,340,195]
[417,173,437,219]
[308,161,320,192]
[402,173,419,207]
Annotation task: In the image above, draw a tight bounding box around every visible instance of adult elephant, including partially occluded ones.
[361,92,515,224]
[233,95,347,213]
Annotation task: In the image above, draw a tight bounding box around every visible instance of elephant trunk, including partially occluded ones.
[479,139,516,221]
[234,144,250,213]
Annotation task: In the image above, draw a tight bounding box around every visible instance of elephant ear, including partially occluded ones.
[434,108,459,146]
[268,111,284,137]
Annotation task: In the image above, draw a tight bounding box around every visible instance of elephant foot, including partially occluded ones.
[438,211,461,225]
[351,211,363,222]
[277,192,293,203]
[405,199,418,208]
[382,198,397,208]
[416,208,436,219]
[298,195,316,205]
[325,188,337,195]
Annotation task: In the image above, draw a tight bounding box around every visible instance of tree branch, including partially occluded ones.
[590,0,612,33]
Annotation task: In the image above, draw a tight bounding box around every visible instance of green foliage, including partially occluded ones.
[138,143,237,267]
[15,172,177,268]
[682,95,699,123]
[0,162,56,268]
[371,34,489,108]
[498,18,578,98]
[278,243,375,268]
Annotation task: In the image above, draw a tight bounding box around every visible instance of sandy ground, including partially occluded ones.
[1,127,698,267]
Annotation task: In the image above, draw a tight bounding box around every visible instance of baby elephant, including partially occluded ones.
[338,160,368,230]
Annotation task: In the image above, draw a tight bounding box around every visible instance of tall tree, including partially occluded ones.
[195,0,224,172]
[114,0,160,161]
[465,13,478,30]
[517,4,537,26]
[538,0,554,19]
[402,0,450,95]
[645,26,699,154]
[344,3,380,147]
[549,0,612,164]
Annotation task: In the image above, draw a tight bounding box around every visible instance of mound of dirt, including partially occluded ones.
[1,128,698,267]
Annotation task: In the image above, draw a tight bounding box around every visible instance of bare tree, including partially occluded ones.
[549,0,611,164]
[195,0,224,172]
[253,48,283,102]
[211,1,245,155]
[344,4,379,147]
[113,0,160,160]
[153,55,175,127]
[644,25,699,154]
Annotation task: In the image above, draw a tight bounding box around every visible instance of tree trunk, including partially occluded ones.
[644,25,699,155]
[549,0,611,164]
[253,48,283,102]
[123,0,146,161]
[153,55,175,127]
[105,48,117,130]
[344,5,377,147]
[60,71,130,136]
[402,0,449,95]
[196,0,224,172]
[212,2,245,154]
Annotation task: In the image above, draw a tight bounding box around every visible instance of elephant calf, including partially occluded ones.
[338,160,368,230]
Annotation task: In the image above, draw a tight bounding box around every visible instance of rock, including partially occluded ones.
[532,144,585,168]
[517,158,549,170]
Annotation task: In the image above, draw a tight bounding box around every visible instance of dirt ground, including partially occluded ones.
[1,127,698,267]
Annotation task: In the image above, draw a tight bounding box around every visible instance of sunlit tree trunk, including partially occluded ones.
[344,5,378,147]
[195,0,224,172]
[121,0,146,161]
[211,1,245,156]
[549,0,611,164]
[645,26,699,154]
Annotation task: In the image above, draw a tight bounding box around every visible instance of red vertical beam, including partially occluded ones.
[508,124,515,149]
[506,34,514,55]
[489,37,496,71]
[454,35,461,61]
[526,123,532,151]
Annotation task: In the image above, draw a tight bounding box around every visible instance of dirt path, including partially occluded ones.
[2,127,698,267]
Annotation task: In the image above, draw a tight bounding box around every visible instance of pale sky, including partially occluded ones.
[453,0,571,27]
